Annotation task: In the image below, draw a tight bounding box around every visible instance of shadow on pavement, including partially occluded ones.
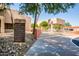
[26,35,79,56]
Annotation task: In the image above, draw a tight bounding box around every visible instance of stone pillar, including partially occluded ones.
[0,16,5,36]
[14,19,25,42]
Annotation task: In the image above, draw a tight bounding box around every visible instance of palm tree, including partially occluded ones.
[19,3,75,39]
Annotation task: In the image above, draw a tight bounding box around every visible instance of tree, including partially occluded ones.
[40,21,48,30]
[19,3,75,37]
[0,3,9,11]
[40,21,48,27]
[53,24,63,32]
[64,22,71,26]
[31,23,38,28]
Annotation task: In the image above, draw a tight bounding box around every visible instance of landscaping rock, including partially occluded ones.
[0,33,34,56]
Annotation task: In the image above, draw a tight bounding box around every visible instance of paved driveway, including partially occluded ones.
[25,33,79,56]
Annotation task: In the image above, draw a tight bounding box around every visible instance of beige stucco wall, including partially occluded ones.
[51,18,65,25]
[0,9,31,32]
[25,16,31,31]
[4,9,26,23]
[74,28,79,31]
[0,16,5,33]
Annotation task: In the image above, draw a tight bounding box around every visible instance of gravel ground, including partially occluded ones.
[0,33,34,56]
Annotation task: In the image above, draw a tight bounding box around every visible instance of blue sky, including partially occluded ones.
[11,3,79,26]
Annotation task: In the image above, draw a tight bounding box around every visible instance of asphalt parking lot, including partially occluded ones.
[26,33,79,56]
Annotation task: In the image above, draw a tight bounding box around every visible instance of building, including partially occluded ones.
[25,16,31,31]
[0,9,31,34]
[64,26,79,31]
[48,18,65,25]
[48,18,65,32]
[36,18,65,32]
